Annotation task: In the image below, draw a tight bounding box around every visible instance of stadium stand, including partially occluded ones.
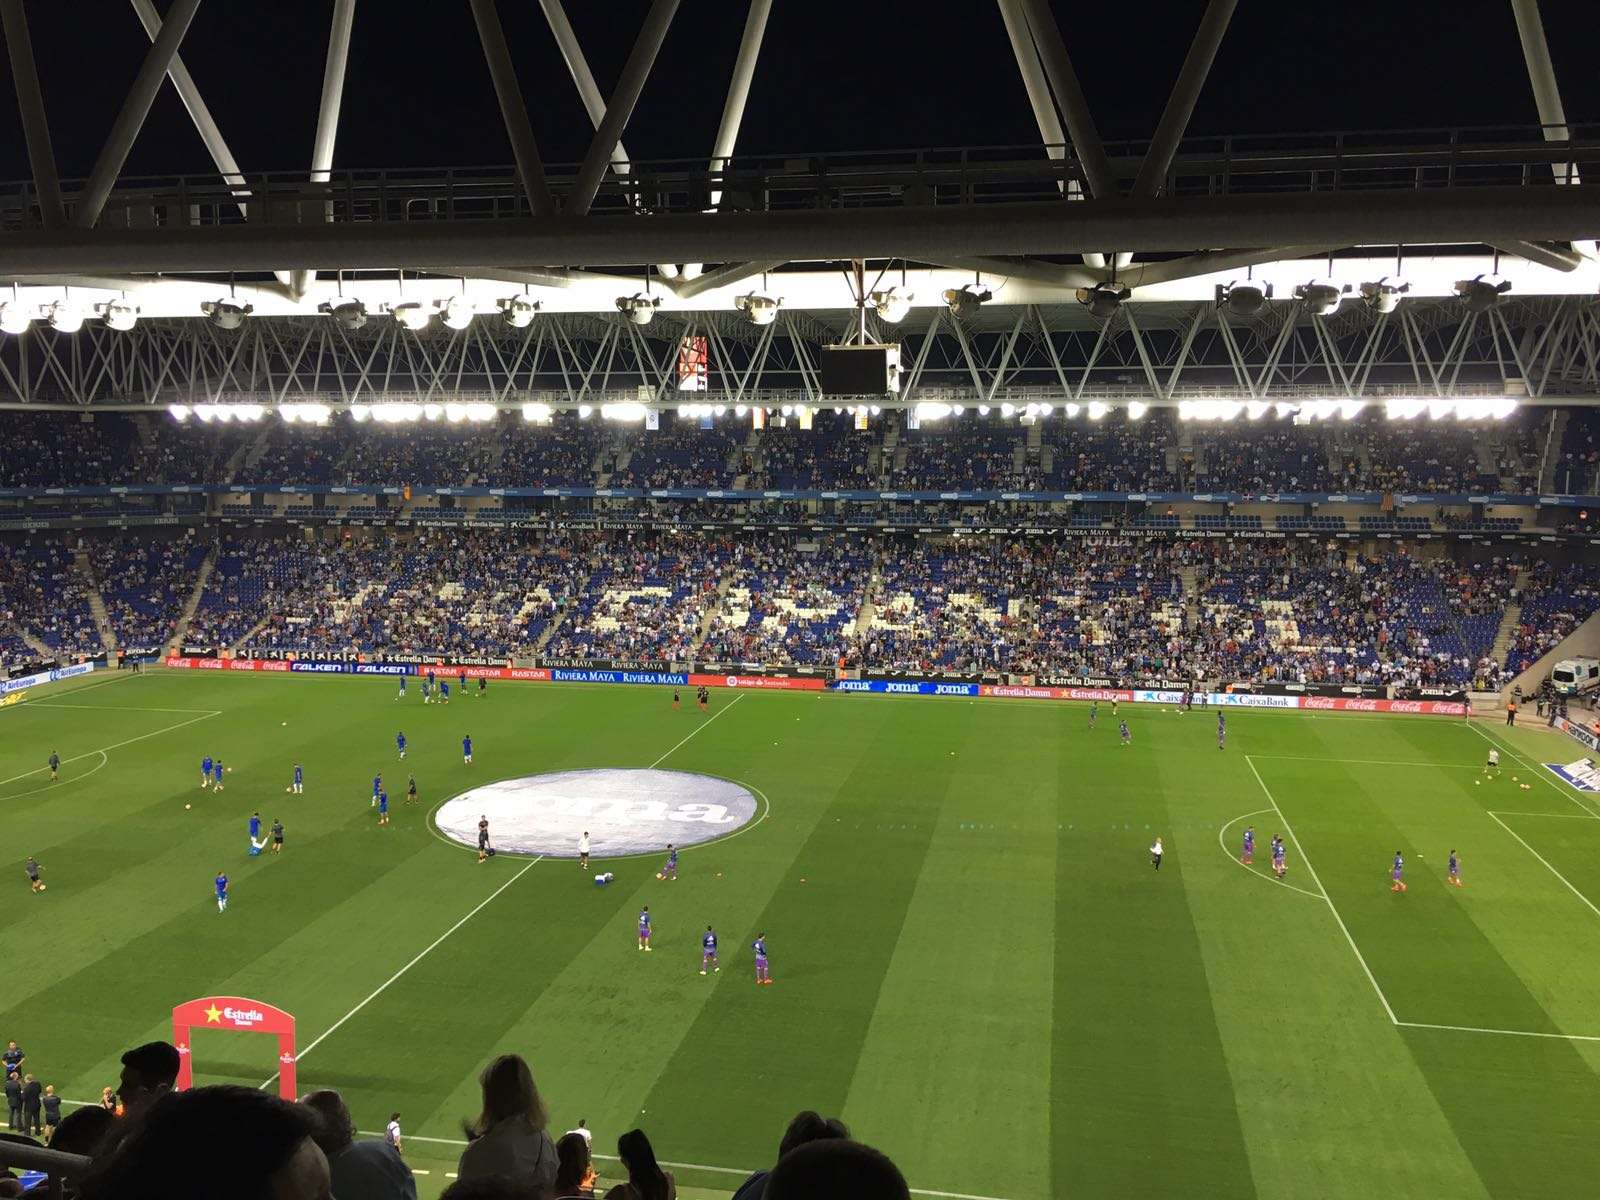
[85,533,206,651]
[700,535,871,665]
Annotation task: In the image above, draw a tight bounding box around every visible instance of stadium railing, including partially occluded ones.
[0,1137,90,1200]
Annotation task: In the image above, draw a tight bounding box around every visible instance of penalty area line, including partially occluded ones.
[1486,811,1600,923]
[648,693,745,768]
[1397,1020,1600,1044]
[259,855,544,1090]
[0,710,220,790]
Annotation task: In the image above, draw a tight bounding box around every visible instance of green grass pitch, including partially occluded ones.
[5,668,1600,1199]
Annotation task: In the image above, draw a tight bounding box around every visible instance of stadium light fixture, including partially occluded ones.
[734,405,748,418]
[278,403,332,425]
[350,406,372,423]
[1247,401,1272,420]
[869,405,881,416]
[1274,402,1296,419]
[1294,280,1351,317]
[201,300,252,330]
[1217,280,1271,318]
[444,403,494,423]
[1087,401,1108,420]
[1428,399,1455,420]
[942,285,991,323]
[1359,277,1410,314]
[1076,282,1130,321]
[999,403,1016,418]
[977,405,990,416]
[1455,275,1512,313]
[98,299,139,332]
[616,294,661,325]
[1063,402,1080,418]
[1126,401,1148,420]
[422,404,444,421]
[601,402,650,422]
[577,404,593,420]
[439,297,475,331]
[713,405,726,417]
[1385,397,1427,420]
[0,303,29,335]
[1179,400,1243,421]
[193,404,264,422]
[167,404,191,421]
[47,301,83,333]
[870,287,914,323]
[735,292,782,326]
[522,403,553,423]
[1338,400,1366,420]
[369,403,423,423]
[320,299,367,330]
[500,295,540,329]
[388,302,431,332]
[915,402,954,422]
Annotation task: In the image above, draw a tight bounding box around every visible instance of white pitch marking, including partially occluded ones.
[0,710,220,790]
[1486,811,1600,923]
[1464,722,1600,819]
[648,693,745,768]
[1248,754,1482,768]
[258,856,544,1089]
[1245,754,1400,1025]
[1216,808,1323,899]
[1397,1020,1600,1043]
[1488,809,1600,820]
[27,701,219,714]
[0,751,108,801]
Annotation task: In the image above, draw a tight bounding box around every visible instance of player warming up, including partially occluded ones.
[248,812,265,856]
[1241,826,1254,865]
[201,754,213,790]
[1217,712,1226,750]
[371,773,383,809]
[578,831,590,871]
[1150,837,1163,871]
[700,926,719,975]
[211,757,225,792]
[462,734,473,765]
[752,934,773,985]
[406,775,418,806]
[396,731,407,760]
[657,844,678,881]
[477,815,492,863]
[1271,835,1287,879]
[638,906,652,951]
[290,762,304,795]
[397,674,407,700]
[1448,849,1464,887]
[377,790,390,825]
[271,818,284,854]
[1483,748,1500,778]
[440,681,451,705]
[47,751,59,781]
[1088,701,1097,730]
[697,685,709,713]
[1119,720,1131,747]
[25,856,43,893]
[215,871,229,914]
[1390,851,1408,893]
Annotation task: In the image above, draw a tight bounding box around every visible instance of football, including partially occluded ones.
[655,872,664,880]
[184,803,192,810]
[37,884,45,892]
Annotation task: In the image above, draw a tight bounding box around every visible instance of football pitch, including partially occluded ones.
[5,669,1600,1199]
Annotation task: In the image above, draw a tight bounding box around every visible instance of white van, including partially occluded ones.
[1551,658,1600,696]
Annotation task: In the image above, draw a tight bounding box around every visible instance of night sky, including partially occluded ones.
[1,0,1595,182]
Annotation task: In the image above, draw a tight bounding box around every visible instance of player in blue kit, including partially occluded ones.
[211,758,225,792]
[459,669,467,694]
[248,813,264,856]
[291,762,303,795]
[1241,826,1254,865]
[658,844,678,881]
[377,791,389,826]
[397,674,407,699]
[462,735,473,765]
[1448,849,1463,887]
[638,906,652,951]
[1390,851,1407,893]
[1217,712,1226,750]
[371,774,382,808]
[752,934,772,985]
[214,872,229,914]
[1271,834,1286,879]
[440,681,451,704]
[1118,720,1131,746]
[700,926,719,975]
[396,731,407,760]
[201,755,213,789]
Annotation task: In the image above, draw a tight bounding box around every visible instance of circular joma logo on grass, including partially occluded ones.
[434,768,759,857]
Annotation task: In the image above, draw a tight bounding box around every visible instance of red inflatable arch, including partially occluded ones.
[172,996,297,1100]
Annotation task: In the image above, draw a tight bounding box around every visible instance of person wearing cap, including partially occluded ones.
[117,1041,181,1116]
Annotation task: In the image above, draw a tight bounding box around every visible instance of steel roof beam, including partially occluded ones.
[470,0,556,219]
[1132,0,1238,198]
[1,0,64,228]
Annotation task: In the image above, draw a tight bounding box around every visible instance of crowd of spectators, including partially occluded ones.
[0,1038,912,1200]
[895,420,1031,490]
[0,542,102,666]
[612,420,745,489]
[84,533,205,652]
[1047,421,1171,492]
[750,414,880,490]
[1189,427,1334,492]
[1505,559,1600,676]
[490,418,608,489]
[700,536,871,665]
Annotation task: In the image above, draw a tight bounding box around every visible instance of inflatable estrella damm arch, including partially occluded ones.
[172,997,297,1100]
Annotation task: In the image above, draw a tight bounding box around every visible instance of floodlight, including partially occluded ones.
[1087,401,1108,420]
[735,292,782,326]
[1455,275,1512,313]
[47,302,83,333]
[616,294,661,325]
[201,300,252,330]
[1076,282,1130,320]
[439,297,474,331]
[1063,403,1080,418]
[1217,281,1271,317]
[1294,281,1350,317]
[0,303,28,335]
[522,403,553,423]
[942,285,991,323]
[1359,278,1410,314]
[500,296,540,328]
[98,299,139,332]
[870,287,914,323]
[388,302,431,331]
[601,402,650,422]
[320,300,367,330]
[167,404,191,421]
[1126,401,1148,420]
[1247,401,1272,420]
[278,403,332,424]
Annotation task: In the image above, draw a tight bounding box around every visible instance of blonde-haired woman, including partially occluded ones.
[457,1054,558,1192]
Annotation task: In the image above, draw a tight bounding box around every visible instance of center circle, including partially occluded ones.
[433,768,759,857]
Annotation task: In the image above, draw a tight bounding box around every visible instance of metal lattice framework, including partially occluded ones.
[0,0,1598,406]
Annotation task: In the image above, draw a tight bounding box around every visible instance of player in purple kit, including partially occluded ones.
[1390,851,1407,893]
[752,934,772,985]
[638,906,652,951]
[1241,825,1254,865]
[1448,849,1463,887]
[658,844,678,881]
[1118,720,1131,746]
[1217,712,1226,750]
[699,925,719,975]
[1271,835,1286,879]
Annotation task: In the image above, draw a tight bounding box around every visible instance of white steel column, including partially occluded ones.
[294,0,357,297]
[1,0,65,227]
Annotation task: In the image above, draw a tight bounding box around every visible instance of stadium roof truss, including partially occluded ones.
[1,0,1599,407]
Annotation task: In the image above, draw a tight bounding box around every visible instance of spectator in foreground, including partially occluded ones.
[553,1131,596,1199]
[440,1177,550,1200]
[76,1084,331,1200]
[116,1041,181,1117]
[732,1111,850,1200]
[303,1088,416,1200]
[457,1055,558,1192]
[603,1129,674,1200]
[47,1103,115,1156]
[764,1140,910,1200]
